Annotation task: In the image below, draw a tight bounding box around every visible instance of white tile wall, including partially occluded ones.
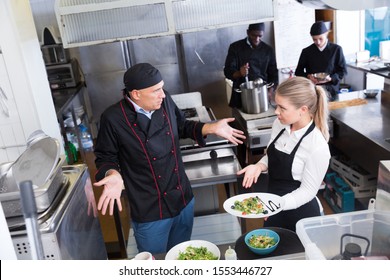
[0,53,26,163]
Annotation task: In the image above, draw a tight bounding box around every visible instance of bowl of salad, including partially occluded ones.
[245,229,280,255]
[165,240,220,260]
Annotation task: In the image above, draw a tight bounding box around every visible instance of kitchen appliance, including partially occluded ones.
[171,92,241,214]
[232,106,276,165]
[172,92,230,150]
[46,58,81,90]
[233,107,276,150]
[179,106,229,150]
[6,164,107,260]
[41,44,70,66]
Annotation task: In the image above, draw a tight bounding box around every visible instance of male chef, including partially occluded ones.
[93,63,245,254]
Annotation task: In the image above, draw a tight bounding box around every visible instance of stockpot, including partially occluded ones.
[240,79,273,114]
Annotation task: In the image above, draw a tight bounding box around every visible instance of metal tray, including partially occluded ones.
[0,156,66,218]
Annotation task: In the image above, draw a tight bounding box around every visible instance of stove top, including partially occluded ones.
[233,107,277,131]
[181,106,213,122]
[235,107,277,122]
[181,108,197,118]
[179,106,228,149]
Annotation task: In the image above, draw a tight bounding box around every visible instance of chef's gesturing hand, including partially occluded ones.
[93,169,123,215]
[202,118,246,146]
[240,63,250,77]
[237,162,267,188]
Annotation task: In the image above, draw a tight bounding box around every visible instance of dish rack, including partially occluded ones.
[330,156,377,199]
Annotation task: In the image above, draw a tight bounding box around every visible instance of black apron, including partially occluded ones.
[264,122,320,231]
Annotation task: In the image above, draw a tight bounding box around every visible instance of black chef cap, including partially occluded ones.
[123,63,163,91]
[248,23,265,32]
[310,21,328,36]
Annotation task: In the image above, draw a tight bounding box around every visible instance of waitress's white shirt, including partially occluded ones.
[259,118,331,211]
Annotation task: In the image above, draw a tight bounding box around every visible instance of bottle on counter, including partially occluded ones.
[64,140,78,164]
[79,124,94,152]
[224,246,237,260]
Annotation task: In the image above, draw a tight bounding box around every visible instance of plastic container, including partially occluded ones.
[324,172,355,213]
[224,246,237,260]
[296,210,390,260]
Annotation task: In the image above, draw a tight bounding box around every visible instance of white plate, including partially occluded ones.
[165,240,220,260]
[223,192,284,218]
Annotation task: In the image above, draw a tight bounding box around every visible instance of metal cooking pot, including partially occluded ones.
[240,79,273,114]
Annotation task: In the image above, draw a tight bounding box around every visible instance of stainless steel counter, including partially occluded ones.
[347,61,390,80]
[8,164,107,259]
[330,90,390,175]
[182,145,240,188]
[182,144,240,215]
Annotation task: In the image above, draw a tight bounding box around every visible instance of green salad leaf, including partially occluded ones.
[177,245,218,260]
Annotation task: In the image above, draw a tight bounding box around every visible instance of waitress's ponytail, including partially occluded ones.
[313,86,330,142]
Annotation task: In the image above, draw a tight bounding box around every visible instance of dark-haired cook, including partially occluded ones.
[224,22,278,108]
[93,63,245,254]
[237,77,330,231]
[295,21,347,101]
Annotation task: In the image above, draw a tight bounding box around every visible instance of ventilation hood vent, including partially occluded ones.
[55,0,275,48]
[296,0,390,10]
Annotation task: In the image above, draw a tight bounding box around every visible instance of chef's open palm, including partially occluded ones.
[93,172,123,215]
[211,118,246,145]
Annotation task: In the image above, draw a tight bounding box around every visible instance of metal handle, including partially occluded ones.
[20,180,45,260]
[340,233,370,257]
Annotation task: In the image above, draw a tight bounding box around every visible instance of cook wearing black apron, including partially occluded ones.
[264,122,320,231]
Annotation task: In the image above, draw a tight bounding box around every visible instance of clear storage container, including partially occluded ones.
[296,210,390,260]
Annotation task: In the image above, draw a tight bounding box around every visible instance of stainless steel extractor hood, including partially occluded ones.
[55,0,276,48]
[296,0,390,10]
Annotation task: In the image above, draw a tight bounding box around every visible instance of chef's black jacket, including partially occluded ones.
[295,41,347,98]
[94,92,206,223]
[224,38,279,108]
